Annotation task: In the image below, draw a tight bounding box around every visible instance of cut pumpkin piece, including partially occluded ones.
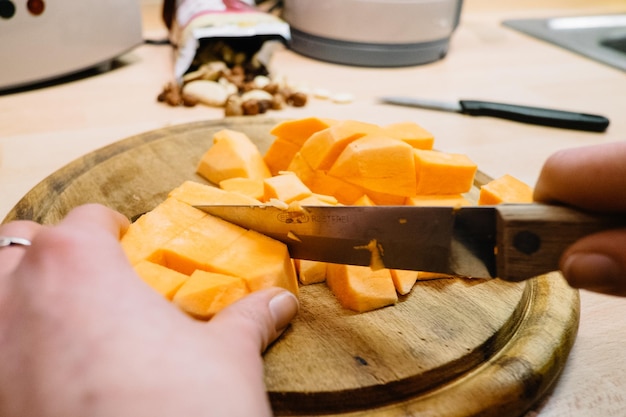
[263,172,313,203]
[263,137,302,176]
[286,151,317,187]
[206,229,299,296]
[406,194,472,207]
[308,170,366,205]
[299,120,381,170]
[329,134,417,197]
[390,269,418,295]
[121,197,207,265]
[478,174,533,205]
[326,263,398,312]
[173,270,249,320]
[413,149,477,195]
[218,177,265,201]
[416,271,455,281]
[269,117,337,147]
[152,213,248,275]
[133,260,189,300]
[196,128,271,184]
[295,259,327,285]
[382,121,434,150]
[353,194,376,206]
[169,180,261,206]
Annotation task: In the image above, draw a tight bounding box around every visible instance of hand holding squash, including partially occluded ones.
[0,204,298,417]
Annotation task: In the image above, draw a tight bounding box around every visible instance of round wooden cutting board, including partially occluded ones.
[3,117,580,417]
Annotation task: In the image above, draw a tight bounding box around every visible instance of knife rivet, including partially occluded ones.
[513,231,541,255]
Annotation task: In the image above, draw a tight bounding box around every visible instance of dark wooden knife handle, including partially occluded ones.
[495,204,626,282]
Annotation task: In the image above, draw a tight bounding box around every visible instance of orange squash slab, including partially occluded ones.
[414,149,477,195]
[478,174,534,205]
[263,137,302,176]
[286,152,317,188]
[389,269,418,295]
[263,172,313,203]
[206,229,299,296]
[299,120,381,171]
[416,271,455,281]
[406,194,472,207]
[326,264,398,313]
[218,177,266,201]
[153,214,247,275]
[196,128,271,184]
[121,197,207,265]
[269,117,337,146]
[382,121,435,150]
[295,259,327,285]
[173,270,249,320]
[295,195,337,206]
[134,260,189,300]
[168,180,261,206]
[353,194,376,206]
[329,135,417,197]
[366,190,407,206]
[308,170,366,205]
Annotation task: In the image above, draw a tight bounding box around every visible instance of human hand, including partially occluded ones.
[534,141,626,296]
[0,204,298,417]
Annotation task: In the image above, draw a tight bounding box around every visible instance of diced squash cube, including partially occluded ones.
[206,230,299,296]
[263,172,313,203]
[296,195,335,206]
[308,170,366,205]
[295,259,327,285]
[366,190,407,206]
[329,135,417,197]
[299,120,381,170]
[269,117,337,146]
[478,174,534,205]
[218,177,265,201]
[169,180,261,206]
[134,260,189,300]
[196,129,271,184]
[382,121,434,150]
[414,149,477,194]
[353,194,376,206]
[263,137,302,176]
[121,198,207,265]
[286,152,317,187]
[173,270,249,320]
[389,269,418,295]
[406,194,472,207]
[326,264,398,312]
[416,271,455,281]
[153,214,247,275]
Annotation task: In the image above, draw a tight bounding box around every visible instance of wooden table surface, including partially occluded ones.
[1,1,625,415]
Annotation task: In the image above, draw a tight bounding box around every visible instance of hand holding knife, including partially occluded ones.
[379,96,610,133]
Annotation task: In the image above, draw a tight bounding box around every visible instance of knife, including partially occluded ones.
[194,204,626,282]
[379,96,610,133]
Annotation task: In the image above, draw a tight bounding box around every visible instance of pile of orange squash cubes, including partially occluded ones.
[121,117,533,318]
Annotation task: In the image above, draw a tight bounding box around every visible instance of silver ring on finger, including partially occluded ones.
[0,236,32,248]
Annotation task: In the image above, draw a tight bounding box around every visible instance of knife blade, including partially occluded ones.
[379,96,610,133]
[194,204,625,282]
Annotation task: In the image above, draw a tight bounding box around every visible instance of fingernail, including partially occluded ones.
[269,291,299,332]
[562,253,622,292]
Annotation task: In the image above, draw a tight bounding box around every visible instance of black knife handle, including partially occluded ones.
[459,100,610,133]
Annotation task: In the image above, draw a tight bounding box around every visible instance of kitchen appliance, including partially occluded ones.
[282,0,463,67]
[0,0,143,91]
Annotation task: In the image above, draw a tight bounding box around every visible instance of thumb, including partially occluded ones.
[208,287,299,353]
[561,228,626,296]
